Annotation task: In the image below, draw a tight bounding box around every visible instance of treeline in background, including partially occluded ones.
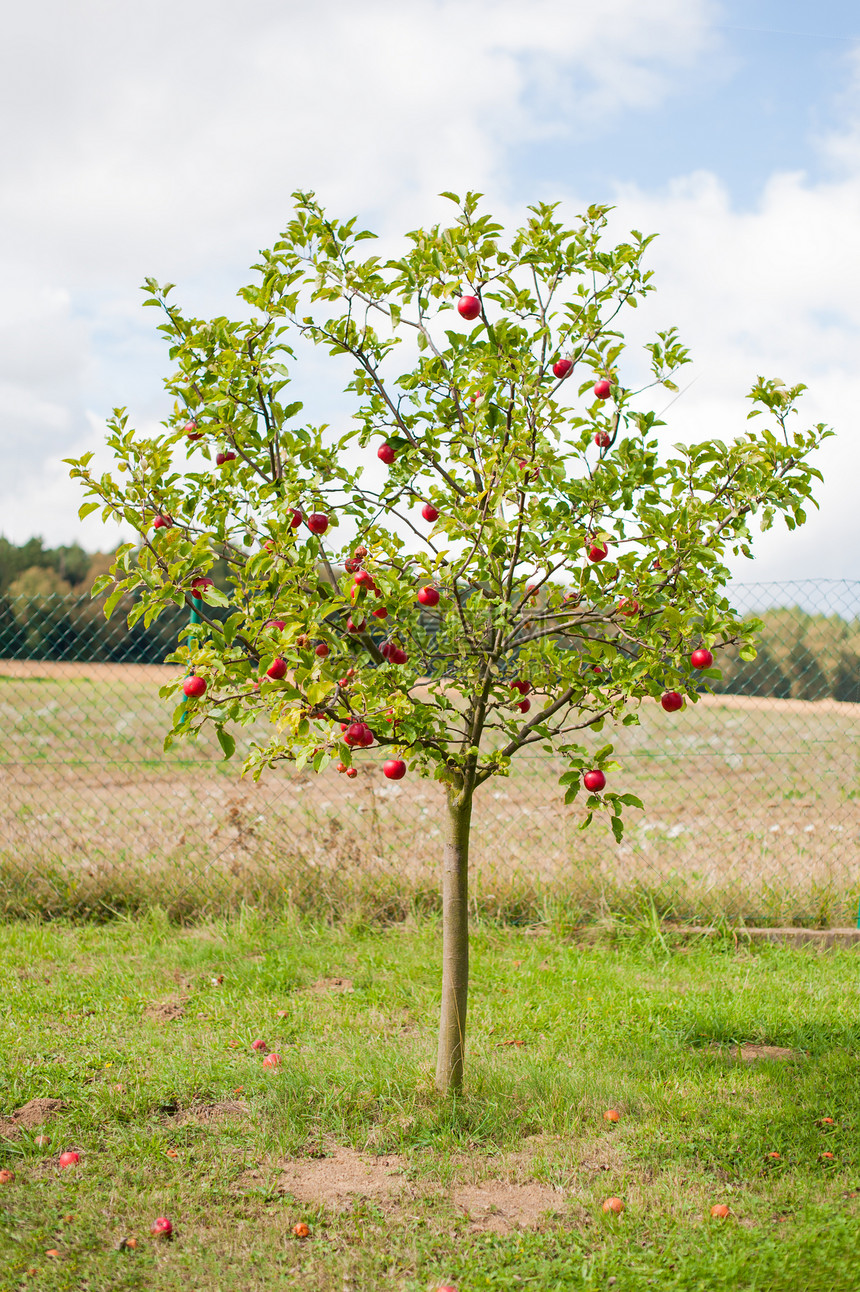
[0,538,858,702]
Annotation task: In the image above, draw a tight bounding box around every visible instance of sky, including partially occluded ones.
[2,0,859,582]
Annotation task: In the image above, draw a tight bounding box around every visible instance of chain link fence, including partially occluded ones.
[1,581,859,927]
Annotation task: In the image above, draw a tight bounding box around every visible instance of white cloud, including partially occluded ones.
[600,159,860,579]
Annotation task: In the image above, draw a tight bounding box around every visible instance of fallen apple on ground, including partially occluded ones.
[150,1217,173,1238]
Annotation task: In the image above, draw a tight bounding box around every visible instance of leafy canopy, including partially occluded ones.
[68,192,829,836]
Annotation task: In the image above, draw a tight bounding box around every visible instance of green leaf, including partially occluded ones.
[216,728,236,760]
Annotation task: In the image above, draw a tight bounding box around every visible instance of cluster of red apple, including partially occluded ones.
[509,678,532,714]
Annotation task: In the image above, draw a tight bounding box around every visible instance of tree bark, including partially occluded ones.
[435,782,473,1094]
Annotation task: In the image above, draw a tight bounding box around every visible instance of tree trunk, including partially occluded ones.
[435,782,473,1094]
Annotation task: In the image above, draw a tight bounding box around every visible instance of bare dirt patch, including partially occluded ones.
[452,1181,565,1232]
[144,999,185,1024]
[243,1146,413,1211]
[733,1044,801,1062]
[305,977,355,994]
[0,1097,65,1139]
[175,1100,249,1125]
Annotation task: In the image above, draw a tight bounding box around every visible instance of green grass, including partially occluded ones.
[2,914,860,1289]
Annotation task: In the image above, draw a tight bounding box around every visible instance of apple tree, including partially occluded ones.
[68,192,829,1093]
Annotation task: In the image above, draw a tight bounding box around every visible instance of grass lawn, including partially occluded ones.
[2,914,860,1290]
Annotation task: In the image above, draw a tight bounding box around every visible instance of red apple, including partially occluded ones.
[661,691,684,712]
[262,1053,281,1069]
[0,1168,15,1183]
[691,648,713,670]
[354,570,375,589]
[216,450,237,466]
[553,358,573,379]
[421,503,439,522]
[594,379,612,400]
[336,762,347,774]
[251,1039,268,1052]
[510,680,531,695]
[583,769,606,792]
[587,541,608,562]
[517,699,531,713]
[457,295,481,320]
[594,431,611,448]
[290,509,303,528]
[602,1197,624,1214]
[346,617,366,633]
[417,586,439,607]
[307,513,329,535]
[389,646,408,665]
[266,658,287,680]
[383,759,406,780]
[314,642,329,658]
[377,443,397,465]
[151,1216,173,1238]
[190,576,214,598]
[264,619,286,631]
[58,1151,80,1169]
[372,607,388,619]
[618,598,639,617]
[183,675,207,698]
[344,557,362,574]
[346,767,358,779]
[153,514,172,530]
[185,420,202,440]
[354,545,367,559]
[344,722,365,746]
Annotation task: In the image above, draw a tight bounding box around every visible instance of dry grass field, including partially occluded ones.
[1,662,858,925]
